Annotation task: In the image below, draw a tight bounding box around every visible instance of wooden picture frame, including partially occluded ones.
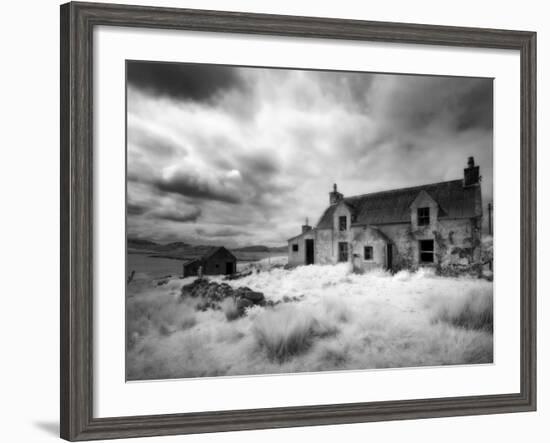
[60,1,536,440]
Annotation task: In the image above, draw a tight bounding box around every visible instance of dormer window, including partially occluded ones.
[417,207,430,226]
[339,216,347,231]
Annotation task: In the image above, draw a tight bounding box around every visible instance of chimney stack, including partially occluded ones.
[329,183,344,205]
[302,217,312,234]
[463,156,480,187]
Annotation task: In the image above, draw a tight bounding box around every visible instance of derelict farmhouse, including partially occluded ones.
[288,157,484,272]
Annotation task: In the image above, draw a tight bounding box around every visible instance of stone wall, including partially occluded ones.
[316,229,334,264]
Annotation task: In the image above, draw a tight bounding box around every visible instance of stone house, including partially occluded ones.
[183,246,237,277]
[287,157,483,272]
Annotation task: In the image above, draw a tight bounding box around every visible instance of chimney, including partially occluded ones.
[302,217,312,234]
[329,183,344,205]
[463,156,480,187]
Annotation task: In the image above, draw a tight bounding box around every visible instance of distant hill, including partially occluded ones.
[128,238,287,262]
[128,238,158,247]
[156,241,190,251]
[128,238,205,260]
[233,245,269,252]
[268,245,287,253]
[233,245,287,253]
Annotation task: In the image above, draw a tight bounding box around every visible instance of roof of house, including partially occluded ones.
[316,179,482,228]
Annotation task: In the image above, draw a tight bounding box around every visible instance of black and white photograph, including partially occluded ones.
[125,61,494,381]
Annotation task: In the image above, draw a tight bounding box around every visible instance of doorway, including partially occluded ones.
[338,242,349,262]
[305,239,314,265]
[386,243,393,271]
[225,262,234,274]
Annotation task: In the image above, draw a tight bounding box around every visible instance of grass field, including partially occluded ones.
[126,260,493,380]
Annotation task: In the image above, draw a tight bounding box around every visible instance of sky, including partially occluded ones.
[126,61,493,247]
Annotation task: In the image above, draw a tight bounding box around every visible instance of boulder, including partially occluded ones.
[237,297,254,312]
[239,290,265,303]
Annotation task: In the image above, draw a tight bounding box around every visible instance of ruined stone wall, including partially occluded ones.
[378,218,481,271]
[434,218,482,268]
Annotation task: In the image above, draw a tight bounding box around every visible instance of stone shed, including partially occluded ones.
[182,246,237,277]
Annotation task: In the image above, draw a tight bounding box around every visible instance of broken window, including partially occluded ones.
[338,242,349,262]
[339,215,347,231]
[364,246,373,260]
[417,207,430,226]
[419,239,434,263]
[292,244,299,252]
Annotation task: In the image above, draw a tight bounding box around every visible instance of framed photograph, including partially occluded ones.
[60,1,536,441]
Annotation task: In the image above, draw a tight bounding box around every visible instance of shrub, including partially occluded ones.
[126,292,198,348]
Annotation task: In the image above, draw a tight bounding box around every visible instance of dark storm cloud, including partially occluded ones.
[127,202,148,215]
[127,61,244,101]
[370,76,493,136]
[238,152,280,176]
[154,171,241,204]
[455,79,494,131]
[152,206,202,223]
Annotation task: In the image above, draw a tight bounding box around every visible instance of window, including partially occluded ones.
[364,246,373,260]
[419,239,434,263]
[292,244,299,252]
[339,215,347,231]
[417,207,430,226]
[338,242,349,262]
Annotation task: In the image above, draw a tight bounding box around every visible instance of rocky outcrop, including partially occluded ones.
[180,278,303,318]
[181,278,266,316]
[181,279,234,301]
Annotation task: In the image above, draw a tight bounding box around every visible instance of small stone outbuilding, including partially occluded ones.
[182,246,237,277]
[288,157,483,273]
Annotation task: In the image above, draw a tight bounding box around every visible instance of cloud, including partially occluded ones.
[127,62,493,245]
[153,168,242,204]
[368,75,493,135]
[128,117,187,158]
[127,61,245,101]
[455,79,493,131]
[127,202,148,215]
[152,206,202,223]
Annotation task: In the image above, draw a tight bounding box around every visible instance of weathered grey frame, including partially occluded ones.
[60,2,537,441]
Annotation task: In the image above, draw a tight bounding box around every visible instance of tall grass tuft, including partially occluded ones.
[221,298,240,321]
[432,288,493,332]
[252,306,337,362]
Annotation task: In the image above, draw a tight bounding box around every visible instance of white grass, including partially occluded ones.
[126,262,493,380]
